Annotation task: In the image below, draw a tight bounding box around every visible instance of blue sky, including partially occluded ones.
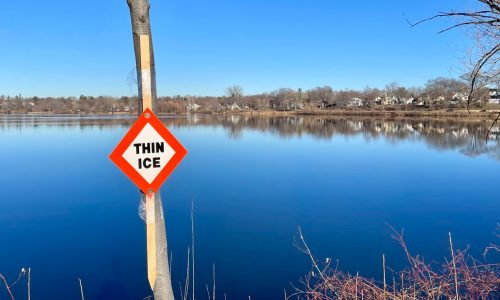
[0,0,479,97]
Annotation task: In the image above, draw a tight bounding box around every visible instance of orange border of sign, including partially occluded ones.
[109,108,187,195]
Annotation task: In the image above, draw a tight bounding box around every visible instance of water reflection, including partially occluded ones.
[2,114,499,160]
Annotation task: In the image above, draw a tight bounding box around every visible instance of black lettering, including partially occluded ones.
[142,143,151,154]
[156,142,164,153]
[138,158,142,169]
[133,143,141,154]
[143,157,152,168]
[153,157,161,168]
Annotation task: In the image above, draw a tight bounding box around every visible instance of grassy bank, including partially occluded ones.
[215,108,500,122]
[3,106,500,121]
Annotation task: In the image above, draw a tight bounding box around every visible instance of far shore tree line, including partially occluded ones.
[1,77,499,115]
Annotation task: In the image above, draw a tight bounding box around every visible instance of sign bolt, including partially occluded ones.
[145,112,151,119]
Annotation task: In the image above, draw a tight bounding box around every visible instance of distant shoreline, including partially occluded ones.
[2,108,500,122]
[230,108,500,121]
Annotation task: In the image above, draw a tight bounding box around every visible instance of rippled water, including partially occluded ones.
[0,114,498,299]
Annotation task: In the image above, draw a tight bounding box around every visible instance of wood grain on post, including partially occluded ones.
[127,1,174,299]
[139,33,157,290]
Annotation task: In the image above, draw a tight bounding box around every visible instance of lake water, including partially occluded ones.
[0,114,499,299]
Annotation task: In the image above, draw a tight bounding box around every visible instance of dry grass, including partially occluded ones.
[0,268,29,300]
[289,226,500,300]
[233,108,500,121]
[3,225,498,299]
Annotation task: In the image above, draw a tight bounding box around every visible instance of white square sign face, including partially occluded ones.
[122,123,175,184]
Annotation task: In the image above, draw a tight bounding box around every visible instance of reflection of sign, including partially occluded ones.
[110,108,187,195]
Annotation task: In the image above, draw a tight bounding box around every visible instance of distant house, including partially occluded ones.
[405,97,415,105]
[400,98,413,105]
[186,103,201,112]
[383,96,397,105]
[435,96,446,103]
[347,98,363,107]
[289,102,305,110]
[452,92,468,104]
[407,97,424,106]
[373,97,383,105]
[489,88,500,104]
[227,103,241,110]
[407,97,424,105]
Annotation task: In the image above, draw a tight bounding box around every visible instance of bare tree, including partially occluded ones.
[424,77,469,106]
[225,85,244,104]
[270,88,295,110]
[307,86,334,108]
[410,0,499,109]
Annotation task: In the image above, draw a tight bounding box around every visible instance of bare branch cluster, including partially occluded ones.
[289,227,500,300]
[0,268,30,300]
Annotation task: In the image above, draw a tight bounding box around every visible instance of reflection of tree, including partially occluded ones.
[161,115,500,160]
[227,126,243,140]
[2,115,499,160]
[462,134,484,157]
[0,115,135,132]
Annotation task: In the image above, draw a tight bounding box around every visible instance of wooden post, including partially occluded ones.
[127,1,175,299]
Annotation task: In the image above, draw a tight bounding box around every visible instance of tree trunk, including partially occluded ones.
[127,1,175,299]
[127,0,157,112]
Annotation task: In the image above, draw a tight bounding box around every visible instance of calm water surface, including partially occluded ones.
[0,115,499,299]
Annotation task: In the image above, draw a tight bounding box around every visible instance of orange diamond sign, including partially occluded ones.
[110,109,187,195]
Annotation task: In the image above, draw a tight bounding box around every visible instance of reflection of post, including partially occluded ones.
[127,1,174,299]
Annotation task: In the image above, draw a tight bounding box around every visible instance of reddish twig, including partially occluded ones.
[0,272,15,300]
